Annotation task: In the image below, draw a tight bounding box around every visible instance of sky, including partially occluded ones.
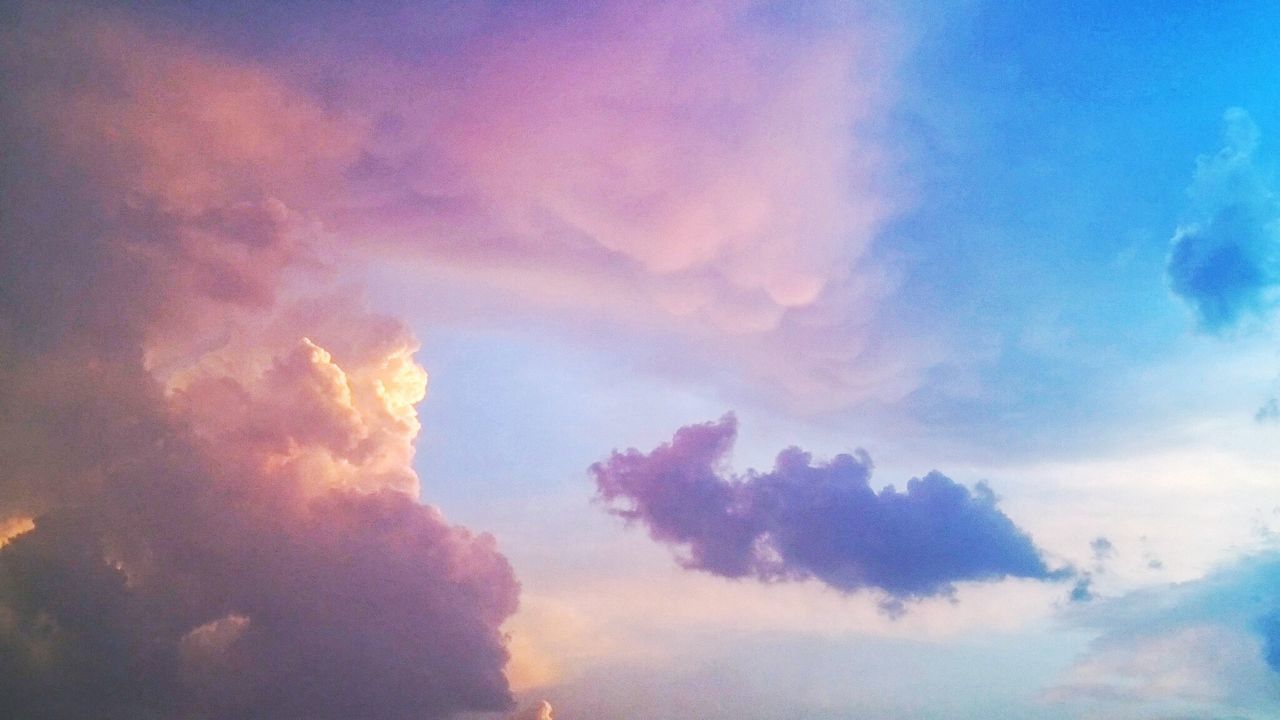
[4,1,1280,718]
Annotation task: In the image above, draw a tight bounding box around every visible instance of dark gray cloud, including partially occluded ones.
[591,414,1064,600]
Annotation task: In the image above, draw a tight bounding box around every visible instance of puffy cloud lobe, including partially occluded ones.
[0,6,519,718]
[172,332,428,497]
[1167,108,1280,330]
[591,414,1060,599]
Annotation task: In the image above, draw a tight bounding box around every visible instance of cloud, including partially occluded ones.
[0,6,519,718]
[1257,398,1280,424]
[0,491,519,720]
[1044,553,1280,717]
[333,1,898,305]
[0,517,33,549]
[1044,625,1270,709]
[508,700,555,720]
[1066,536,1118,603]
[1092,536,1116,563]
[590,414,1064,600]
[1167,108,1280,331]
[290,0,925,410]
[12,0,924,414]
[1069,577,1097,604]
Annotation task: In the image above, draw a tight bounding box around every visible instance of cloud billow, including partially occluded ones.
[591,414,1062,600]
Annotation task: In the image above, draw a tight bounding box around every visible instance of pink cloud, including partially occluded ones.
[313,1,924,408]
[436,2,891,302]
[0,6,520,717]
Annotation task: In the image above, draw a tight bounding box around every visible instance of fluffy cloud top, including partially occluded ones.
[591,414,1062,600]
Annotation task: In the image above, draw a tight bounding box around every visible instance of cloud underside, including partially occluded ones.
[591,414,1060,600]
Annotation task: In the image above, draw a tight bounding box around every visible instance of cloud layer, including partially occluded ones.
[591,414,1060,599]
[0,7,519,718]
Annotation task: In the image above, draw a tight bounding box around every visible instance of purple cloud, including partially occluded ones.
[592,414,1063,599]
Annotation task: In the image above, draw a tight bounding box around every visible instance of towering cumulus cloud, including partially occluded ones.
[0,6,517,718]
[1167,108,1280,330]
[591,415,1059,600]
